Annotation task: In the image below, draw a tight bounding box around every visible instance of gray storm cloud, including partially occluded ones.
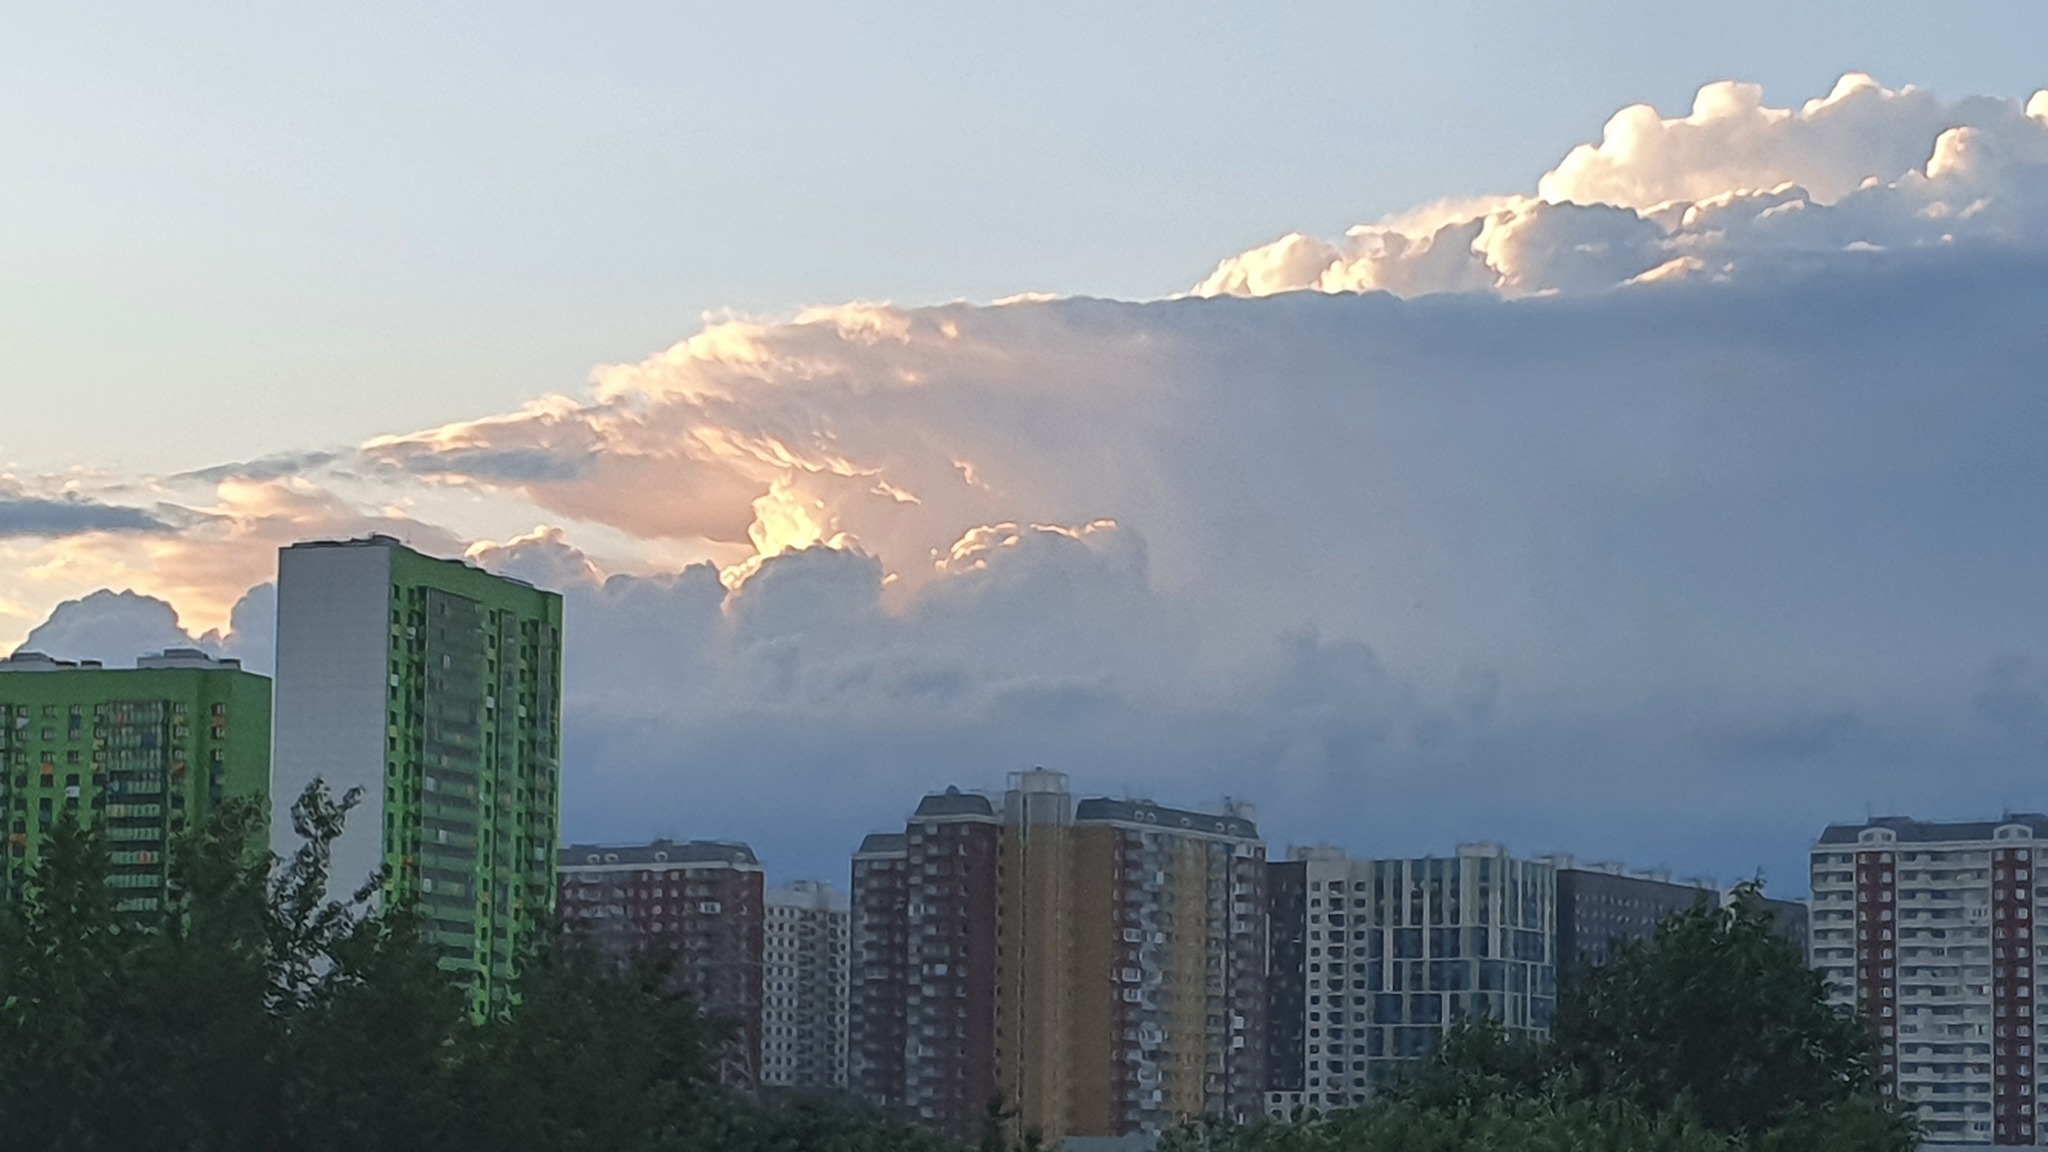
[0,492,174,538]
[376,260,2048,888]
[17,74,2048,891]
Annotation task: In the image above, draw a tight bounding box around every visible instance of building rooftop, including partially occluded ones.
[1,648,258,674]
[1816,814,2048,845]
[286,534,538,590]
[559,839,761,868]
[768,880,849,913]
[1074,797,1259,841]
[912,786,996,819]
[137,648,244,671]
[855,832,908,857]
[0,651,104,672]
[1543,856,1709,888]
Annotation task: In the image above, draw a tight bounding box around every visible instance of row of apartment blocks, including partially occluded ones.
[537,786,2048,1147]
[559,773,1826,1144]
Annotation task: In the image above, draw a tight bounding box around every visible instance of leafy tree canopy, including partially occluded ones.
[0,782,986,1152]
[1168,884,1917,1152]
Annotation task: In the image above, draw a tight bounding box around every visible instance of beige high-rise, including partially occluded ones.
[854,771,1268,1143]
[994,770,1268,1143]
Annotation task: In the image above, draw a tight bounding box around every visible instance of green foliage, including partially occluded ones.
[1,794,1914,1152]
[1380,1018,1551,1112]
[1162,1094,1737,1152]
[1551,882,1889,1138]
[441,936,715,1152]
[0,781,978,1152]
[683,1092,972,1152]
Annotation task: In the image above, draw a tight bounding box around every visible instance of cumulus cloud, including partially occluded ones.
[18,590,204,665]
[13,584,278,672]
[11,74,2048,890]
[1196,75,2048,298]
[349,250,2048,885]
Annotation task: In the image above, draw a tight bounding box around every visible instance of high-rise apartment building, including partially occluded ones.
[1550,858,1716,978]
[558,839,766,1086]
[851,772,1268,1143]
[273,536,563,1009]
[849,832,909,1108]
[1016,782,1267,1140]
[763,880,850,1091]
[900,787,1003,1131]
[1758,893,1812,958]
[1812,815,2048,1146]
[0,649,270,914]
[1265,844,1556,1116]
[1265,854,1314,1112]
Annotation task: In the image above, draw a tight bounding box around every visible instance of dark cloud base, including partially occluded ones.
[0,496,171,539]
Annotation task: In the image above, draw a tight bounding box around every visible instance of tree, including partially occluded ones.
[1160,1094,1738,1152]
[0,814,150,1147]
[1378,1018,1551,1112]
[1550,882,1910,1145]
[0,783,981,1152]
[438,935,714,1152]
[1164,882,1915,1152]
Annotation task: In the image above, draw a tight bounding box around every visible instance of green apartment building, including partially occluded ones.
[0,649,271,914]
[273,536,563,1010]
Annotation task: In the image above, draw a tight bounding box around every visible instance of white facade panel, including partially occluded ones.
[273,542,392,894]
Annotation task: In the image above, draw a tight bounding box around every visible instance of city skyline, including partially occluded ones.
[565,773,1826,1140]
[5,12,2034,1148]
[5,32,2048,897]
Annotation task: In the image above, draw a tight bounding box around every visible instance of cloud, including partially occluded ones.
[172,450,343,485]
[18,590,203,665]
[1,477,466,638]
[0,492,173,538]
[1976,654,2048,737]
[22,258,2048,890]
[1195,75,2048,299]
[12,74,2048,893]
[13,584,278,672]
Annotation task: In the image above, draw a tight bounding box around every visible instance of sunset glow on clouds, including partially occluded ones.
[8,75,2048,883]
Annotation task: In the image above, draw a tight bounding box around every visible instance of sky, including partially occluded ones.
[4,5,2048,894]
[7,3,2048,472]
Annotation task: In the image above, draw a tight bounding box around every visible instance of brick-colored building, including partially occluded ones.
[849,832,910,1109]
[1812,815,2048,1146]
[559,840,765,1085]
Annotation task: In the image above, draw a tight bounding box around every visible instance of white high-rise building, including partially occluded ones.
[1811,815,2048,1147]
[1265,844,1557,1118]
[762,880,850,1091]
